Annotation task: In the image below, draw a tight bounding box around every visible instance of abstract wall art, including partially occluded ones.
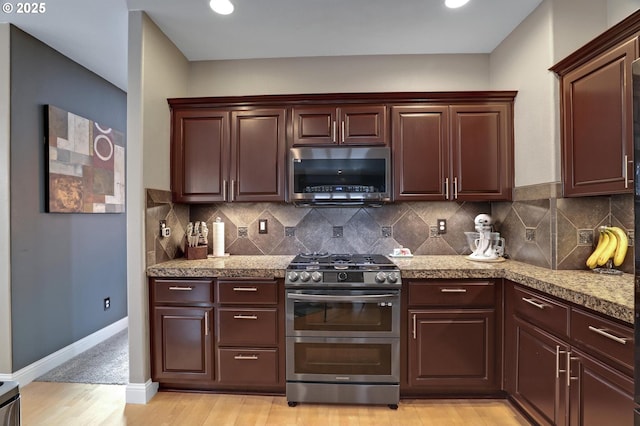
[47,105,125,213]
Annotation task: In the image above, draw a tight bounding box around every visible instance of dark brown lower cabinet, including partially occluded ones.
[505,281,634,426]
[149,277,284,392]
[568,349,634,426]
[408,309,497,392]
[215,279,284,392]
[152,306,214,383]
[404,280,501,396]
[509,317,568,426]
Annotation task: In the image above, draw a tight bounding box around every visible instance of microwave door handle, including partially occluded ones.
[287,293,397,302]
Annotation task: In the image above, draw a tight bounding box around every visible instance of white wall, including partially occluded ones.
[552,0,608,63]
[188,54,490,97]
[490,0,640,187]
[608,0,640,24]
[490,2,558,186]
[127,11,188,403]
[0,23,11,376]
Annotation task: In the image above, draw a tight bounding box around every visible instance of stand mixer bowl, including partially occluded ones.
[464,231,505,259]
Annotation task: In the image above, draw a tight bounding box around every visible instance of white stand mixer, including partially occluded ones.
[464,214,505,262]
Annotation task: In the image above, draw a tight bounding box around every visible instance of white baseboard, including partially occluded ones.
[126,380,158,404]
[1,317,128,387]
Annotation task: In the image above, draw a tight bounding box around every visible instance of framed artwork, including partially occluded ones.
[46,105,125,213]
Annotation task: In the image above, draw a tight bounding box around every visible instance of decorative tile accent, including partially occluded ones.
[381,226,392,238]
[525,228,536,242]
[285,227,296,237]
[578,229,593,245]
[429,226,439,238]
[238,227,248,238]
[332,226,343,238]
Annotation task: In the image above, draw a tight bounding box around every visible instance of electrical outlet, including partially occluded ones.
[437,219,447,234]
[159,220,170,238]
[104,297,111,311]
[259,219,268,234]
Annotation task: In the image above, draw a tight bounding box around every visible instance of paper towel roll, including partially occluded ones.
[213,217,225,257]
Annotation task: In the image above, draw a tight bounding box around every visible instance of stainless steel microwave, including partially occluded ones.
[288,146,391,206]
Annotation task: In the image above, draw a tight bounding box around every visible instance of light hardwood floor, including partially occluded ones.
[20,382,531,426]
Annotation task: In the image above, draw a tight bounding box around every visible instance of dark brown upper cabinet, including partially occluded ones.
[171,109,229,203]
[229,109,287,202]
[170,106,286,203]
[291,105,388,146]
[551,11,640,197]
[393,100,513,201]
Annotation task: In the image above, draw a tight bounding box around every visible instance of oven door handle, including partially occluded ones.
[287,293,398,302]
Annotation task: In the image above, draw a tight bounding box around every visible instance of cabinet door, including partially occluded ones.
[339,105,388,145]
[561,37,637,196]
[291,106,338,145]
[152,306,214,383]
[568,349,634,426]
[392,106,449,200]
[230,108,287,202]
[171,109,229,202]
[450,104,512,201]
[408,309,497,392]
[292,105,387,146]
[509,317,568,426]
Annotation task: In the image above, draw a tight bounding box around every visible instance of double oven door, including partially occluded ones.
[285,288,400,384]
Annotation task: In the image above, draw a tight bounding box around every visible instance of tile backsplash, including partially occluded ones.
[145,185,634,274]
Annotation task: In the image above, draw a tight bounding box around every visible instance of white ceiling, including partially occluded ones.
[1,0,543,91]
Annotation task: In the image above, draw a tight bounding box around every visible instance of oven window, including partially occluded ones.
[293,300,393,332]
[294,342,391,376]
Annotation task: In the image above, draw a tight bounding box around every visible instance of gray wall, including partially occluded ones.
[10,26,127,370]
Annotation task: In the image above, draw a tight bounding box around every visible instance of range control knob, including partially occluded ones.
[300,271,311,282]
[311,271,322,282]
[337,272,348,281]
[387,272,399,283]
[287,271,299,282]
[375,272,387,283]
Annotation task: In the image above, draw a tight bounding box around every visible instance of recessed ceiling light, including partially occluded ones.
[210,0,234,15]
[445,0,470,8]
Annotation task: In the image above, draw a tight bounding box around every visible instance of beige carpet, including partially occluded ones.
[36,329,128,385]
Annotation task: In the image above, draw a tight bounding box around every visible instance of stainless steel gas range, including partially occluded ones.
[285,253,401,409]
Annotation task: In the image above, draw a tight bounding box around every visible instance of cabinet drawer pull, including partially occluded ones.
[521,297,545,309]
[223,179,228,201]
[168,286,193,291]
[440,288,467,293]
[588,326,629,344]
[555,345,567,378]
[341,121,345,143]
[412,314,417,340]
[332,121,337,142]
[453,177,458,199]
[624,155,630,189]
[444,177,450,200]
[233,287,258,292]
[234,354,258,360]
[205,311,209,336]
[233,314,258,320]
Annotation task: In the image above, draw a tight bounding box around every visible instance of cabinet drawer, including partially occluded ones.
[571,308,633,371]
[153,279,213,304]
[217,280,278,304]
[217,348,279,385]
[408,281,495,307]
[217,308,278,346]
[511,286,569,338]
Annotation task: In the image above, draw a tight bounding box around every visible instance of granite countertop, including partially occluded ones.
[147,255,634,324]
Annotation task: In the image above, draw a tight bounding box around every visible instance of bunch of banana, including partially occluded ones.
[585,226,629,269]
